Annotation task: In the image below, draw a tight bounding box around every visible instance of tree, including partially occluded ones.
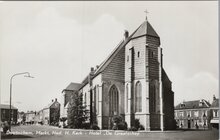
[67,91,88,129]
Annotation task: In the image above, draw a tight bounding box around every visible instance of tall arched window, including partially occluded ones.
[135,81,142,112]
[126,84,129,113]
[109,85,119,115]
[152,85,156,113]
[95,86,99,114]
[84,92,87,105]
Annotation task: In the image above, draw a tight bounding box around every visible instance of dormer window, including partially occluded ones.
[180,104,185,108]
[199,100,204,107]
[127,55,129,62]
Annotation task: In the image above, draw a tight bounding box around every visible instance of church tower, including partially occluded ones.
[124,12,164,130]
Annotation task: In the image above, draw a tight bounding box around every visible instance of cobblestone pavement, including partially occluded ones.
[1,124,219,140]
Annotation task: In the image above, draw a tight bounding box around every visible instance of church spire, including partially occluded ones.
[144,9,149,21]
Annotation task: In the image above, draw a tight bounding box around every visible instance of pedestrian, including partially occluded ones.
[2,121,9,134]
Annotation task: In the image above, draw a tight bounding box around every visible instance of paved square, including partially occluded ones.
[2,125,219,140]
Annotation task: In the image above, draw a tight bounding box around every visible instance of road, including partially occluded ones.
[1,124,219,140]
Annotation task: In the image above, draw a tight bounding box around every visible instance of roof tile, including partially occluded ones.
[175,99,211,110]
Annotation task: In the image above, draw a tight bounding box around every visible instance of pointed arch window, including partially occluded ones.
[84,92,87,105]
[109,85,119,115]
[135,81,142,112]
[95,86,99,115]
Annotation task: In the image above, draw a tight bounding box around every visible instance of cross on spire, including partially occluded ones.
[144,9,149,21]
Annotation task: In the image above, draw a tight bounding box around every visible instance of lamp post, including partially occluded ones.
[9,72,34,131]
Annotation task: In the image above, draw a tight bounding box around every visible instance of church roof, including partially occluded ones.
[0,104,17,110]
[162,68,171,83]
[175,99,211,110]
[79,20,160,90]
[132,21,159,38]
[94,21,158,75]
[94,40,125,75]
[62,82,82,92]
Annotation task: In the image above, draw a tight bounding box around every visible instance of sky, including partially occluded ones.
[0,1,218,112]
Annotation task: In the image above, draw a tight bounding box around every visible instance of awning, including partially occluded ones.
[210,119,219,124]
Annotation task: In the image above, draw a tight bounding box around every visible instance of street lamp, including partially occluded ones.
[9,72,34,131]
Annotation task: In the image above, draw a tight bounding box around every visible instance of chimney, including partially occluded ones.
[55,98,57,102]
[124,30,129,40]
[213,95,216,101]
[96,65,99,69]
[89,67,95,86]
[91,67,94,72]
[52,99,54,102]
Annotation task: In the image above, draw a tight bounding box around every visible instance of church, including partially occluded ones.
[60,15,175,131]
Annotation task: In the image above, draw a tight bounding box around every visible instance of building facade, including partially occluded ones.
[0,104,18,125]
[65,17,175,131]
[17,111,25,124]
[210,95,219,129]
[25,111,36,124]
[36,99,60,125]
[60,82,82,126]
[175,99,211,129]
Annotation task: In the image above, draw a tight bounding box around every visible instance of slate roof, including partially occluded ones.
[43,100,59,109]
[79,20,159,90]
[162,68,171,83]
[132,21,159,38]
[211,99,219,108]
[62,82,82,92]
[25,111,35,114]
[175,99,211,110]
[0,104,17,110]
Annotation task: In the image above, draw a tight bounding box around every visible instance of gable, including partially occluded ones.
[79,20,159,89]
[50,101,60,109]
[102,46,125,81]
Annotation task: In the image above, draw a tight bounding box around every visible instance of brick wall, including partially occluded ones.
[102,47,125,82]
[147,35,161,130]
[101,46,125,129]
[162,70,175,130]
[147,36,160,81]
[175,108,210,129]
[132,37,146,80]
